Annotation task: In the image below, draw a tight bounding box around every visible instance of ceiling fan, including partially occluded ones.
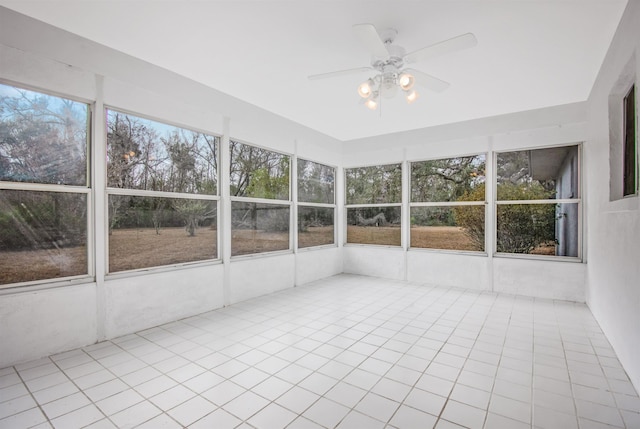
[308,24,477,110]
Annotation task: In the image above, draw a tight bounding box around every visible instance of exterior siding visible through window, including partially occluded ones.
[495,145,581,258]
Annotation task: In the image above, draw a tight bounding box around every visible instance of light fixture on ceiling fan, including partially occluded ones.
[308,24,477,110]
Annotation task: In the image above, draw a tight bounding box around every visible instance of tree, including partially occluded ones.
[455,182,557,253]
[173,199,210,236]
[494,182,556,253]
[411,156,485,203]
[0,86,88,250]
[297,159,334,204]
[1,88,87,185]
[230,142,290,233]
[345,164,402,205]
[230,141,289,199]
[165,131,197,193]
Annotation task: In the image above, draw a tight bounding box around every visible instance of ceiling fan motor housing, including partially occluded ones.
[372,44,406,68]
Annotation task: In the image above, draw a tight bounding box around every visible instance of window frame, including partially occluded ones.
[493,143,582,261]
[104,106,221,274]
[344,162,403,248]
[229,138,293,258]
[408,152,487,254]
[0,80,94,289]
[296,157,337,251]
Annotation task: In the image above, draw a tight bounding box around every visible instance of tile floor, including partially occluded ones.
[1,274,639,429]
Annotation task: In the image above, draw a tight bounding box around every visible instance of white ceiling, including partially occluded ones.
[0,1,628,141]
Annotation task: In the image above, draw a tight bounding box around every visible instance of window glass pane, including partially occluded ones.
[0,83,88,186]
[0,190,87,284]
[497,145,579,201]
[345,164,402,205]
[346,207,401,246]
[106,110,218,194]
[298,206,334,248]
[496,202,578,256]
[411,155,485,202]
[623,85,636,196]
[108,195,217,272]
[232,202,289,256]
[230,141,290,200]
[297,159,334,204]
[411,206,484,251]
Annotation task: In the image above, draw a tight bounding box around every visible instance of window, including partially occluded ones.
[623,84,637,197]
[230,140,290,256]
[496,145,580,257]
[106,109,219,272]
[297,159,335,249]
[410,155,486,251]
[608,56,636,201]
[345,163,401,246]
[0,83,90,286]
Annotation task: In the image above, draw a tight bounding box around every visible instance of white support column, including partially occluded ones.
[336,165,345,252]
[221,117,232,306]
[292,140,299,286]
[93,75,107,341]
[486,136,495,292]
[401,148,410,281]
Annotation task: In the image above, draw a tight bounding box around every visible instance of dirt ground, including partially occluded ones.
[231,229,288,256]
[109,227,217,272]
[298,226,334,249]
[531,242,557,255]
[0,246,87,285]
[347,225,481,250]
[1,225,558,284]
[1,226,334,283]
[347,225,402,246]
[410,226,480,251]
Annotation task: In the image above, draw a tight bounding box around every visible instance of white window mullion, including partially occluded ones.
[0,182,90,194]
[106,187,219,201]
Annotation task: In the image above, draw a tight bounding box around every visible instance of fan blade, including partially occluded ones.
[404,33,477,64]
[308,67,372,80]
[352,24,389,58]
[405,69,450,92]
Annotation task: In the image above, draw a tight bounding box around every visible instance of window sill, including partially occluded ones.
[493,253,583,263]
[408,247,488,257]
[607,193,639,213]
[106,259,222,280]
[343,243,403,250]
[296,243,338,252]
[230,249,294,261]
[0,275,95,296]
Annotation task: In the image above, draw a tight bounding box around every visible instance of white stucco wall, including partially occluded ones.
[0,284,98,367]
[104,264,225,339]
[584,0,640,393]
[407,252,491,291]
[492,258,586,301]
[342,246,406,280]
[229,254,296,304]
[295,247,343,286]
